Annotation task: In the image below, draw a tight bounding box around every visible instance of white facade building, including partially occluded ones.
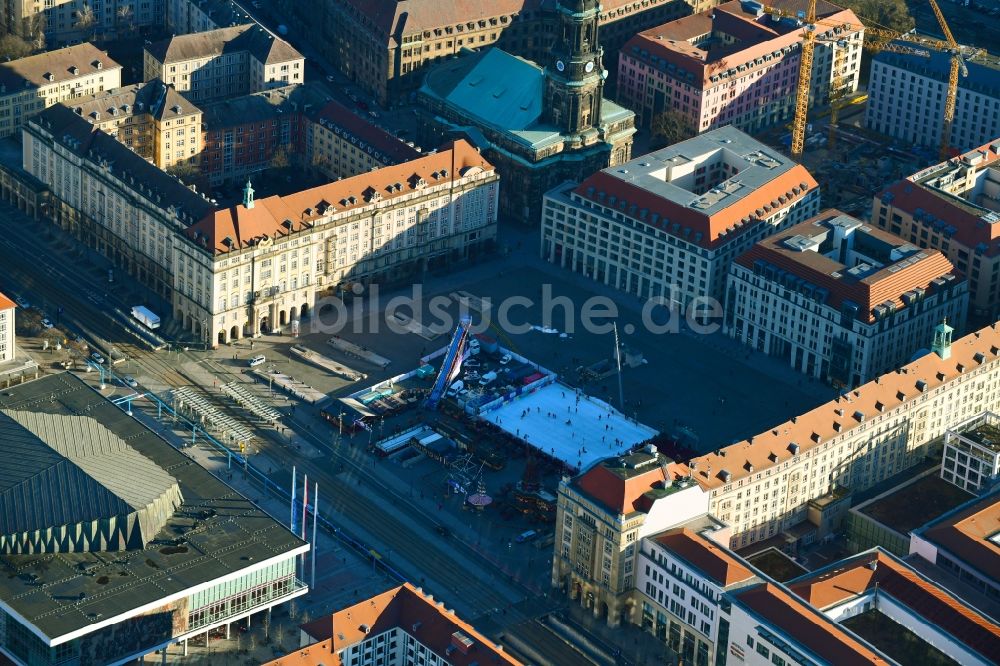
[24,104,499,348]
[725,210,969,387]
[0,44,122,138]
[0,292,14,363]
[143,24,305,104]
[941,411,1000,493]
[865,46,1000,154]
[541,126,821,307]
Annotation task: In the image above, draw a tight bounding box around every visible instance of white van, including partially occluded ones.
[468,338,480,355]
[478,371,497,387]
[447,380,464,396]
[248,354,266,367]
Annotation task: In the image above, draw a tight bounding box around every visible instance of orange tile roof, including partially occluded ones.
[623,0,861,86]
[655,528,755,587]
[735,209,962,323]
[574,164,817,250]
[187,140,494,255]
[733,583,889,664]
[920,491,1000,587]
[788,550,1000,661]
[574,455,687,514]
[880,142,1000,258]
[263,583,521,666]
[682,323,1000,489]
[0,291,15,311]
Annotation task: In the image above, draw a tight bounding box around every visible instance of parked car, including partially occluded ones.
[40,318,53,329]
[326,74,335,83]
[90,352,105,364]
[123,375,138,388]
[515,530,538,543]
[499,353,513,365]
[464,359,480,368]
[447,380,464,396]
[479,371,498,387]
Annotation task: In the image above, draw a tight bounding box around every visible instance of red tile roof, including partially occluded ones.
[574,455,688,514]
[788,550,1000,662]
[0,291,15,311]
[682,323,1000,489]
[623,0,860,85]
[734,209,962,323]
[187,140,493,255]
[573,164,818,250]
[921,491,1000,587]
[263,583,521,666]
[655,528,755,587]
[733,583,889,664]
[880,142,1000,258]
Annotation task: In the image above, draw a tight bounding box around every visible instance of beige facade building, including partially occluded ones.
[726,210,968,388]
[0,43,121,139]
[556,321,1000,626]
[276,0,713,105]
[182,140,499,345]
[0,0,163,46]
[64,79,203,170]
[551,446,713,626]
[143,24,304,104]
[875,141,1000,322]
[0,291,14,363]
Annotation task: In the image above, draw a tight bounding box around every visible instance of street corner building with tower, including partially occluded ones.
[0,0,999,663]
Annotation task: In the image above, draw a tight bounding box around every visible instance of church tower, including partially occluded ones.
[543,0,605,135]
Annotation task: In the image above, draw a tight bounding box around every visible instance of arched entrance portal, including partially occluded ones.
[279,310,287,326]
[217,329,227,345]
[301,302,310,318]
[230,325,240,341]
[260,317,269,334]
[289,306,298,322]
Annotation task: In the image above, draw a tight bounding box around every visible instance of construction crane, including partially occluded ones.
[865,2,971,159]
[789,0,817,158]
[774,0,968,159]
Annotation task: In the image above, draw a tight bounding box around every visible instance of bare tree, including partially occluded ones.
[73,3,97,40]
[0,34,33,61]
[116,4,135,37]
[650,110,697,149]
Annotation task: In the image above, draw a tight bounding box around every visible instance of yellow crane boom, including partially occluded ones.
[790,0,818,158]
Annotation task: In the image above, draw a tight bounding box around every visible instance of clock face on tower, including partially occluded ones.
[556,60,565,72]
[585,61,595,73]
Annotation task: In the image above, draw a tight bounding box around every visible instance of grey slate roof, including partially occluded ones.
[0,43,121,92]
[0,410,180,538]
[67,79,201,123]
[28,104,215,225]
[146,24,303,65]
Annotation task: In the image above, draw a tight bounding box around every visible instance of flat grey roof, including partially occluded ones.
[0,373,304,642]
[606,125,797,217]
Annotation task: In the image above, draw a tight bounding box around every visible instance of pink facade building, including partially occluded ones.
[617,0,863,134]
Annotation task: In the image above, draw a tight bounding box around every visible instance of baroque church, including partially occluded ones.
[418,0,636,225]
